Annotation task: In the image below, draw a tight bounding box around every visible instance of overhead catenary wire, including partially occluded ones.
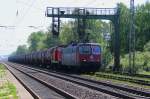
[14,0,37,26]
[4,0,48,31]
[0,25,49,30]
[16,0,44,11]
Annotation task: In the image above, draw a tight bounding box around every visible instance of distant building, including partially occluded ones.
[0,55,8,61]
[103,32,111,41]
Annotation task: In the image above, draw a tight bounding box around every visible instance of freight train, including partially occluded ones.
[8,43,101,72]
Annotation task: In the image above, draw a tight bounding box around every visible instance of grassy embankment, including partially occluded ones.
[0,64,18,99]
[82,71,150,89]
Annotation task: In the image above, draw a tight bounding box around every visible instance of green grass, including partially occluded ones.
[139,71,150,75]
[0,63,18,99]
[0,64,6,78]
[0,82,18,99]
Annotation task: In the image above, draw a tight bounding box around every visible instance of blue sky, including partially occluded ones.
[0,0,149,55]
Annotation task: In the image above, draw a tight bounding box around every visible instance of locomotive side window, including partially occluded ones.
[79,46,91,54]
[92,46,101,54]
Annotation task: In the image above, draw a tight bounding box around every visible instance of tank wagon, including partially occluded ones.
[8,43,101,72]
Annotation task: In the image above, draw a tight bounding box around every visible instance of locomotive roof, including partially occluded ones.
[65,42,101,47]
[78,43,100,46]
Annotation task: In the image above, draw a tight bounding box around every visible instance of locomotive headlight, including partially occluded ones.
[82,59,86,62]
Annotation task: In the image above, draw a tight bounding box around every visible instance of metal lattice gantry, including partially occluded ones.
[45,6,120,71]
[129,0,135,74]
[46,7,117,19]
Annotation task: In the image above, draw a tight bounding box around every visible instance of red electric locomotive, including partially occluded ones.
[61,43,101,71]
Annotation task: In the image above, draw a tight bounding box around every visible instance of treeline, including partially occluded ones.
[13,19,109,55]
[118,2,150,53]
[117,2,150,74]
[12,2,150,74]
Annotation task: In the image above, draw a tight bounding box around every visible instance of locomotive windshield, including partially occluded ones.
[79,46,91,54]
[92,46,101,54]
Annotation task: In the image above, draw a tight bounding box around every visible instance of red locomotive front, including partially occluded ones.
[78,43,101,69]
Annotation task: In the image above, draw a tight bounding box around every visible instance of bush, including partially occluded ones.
[144,41,150,51]
[120,51,150,74]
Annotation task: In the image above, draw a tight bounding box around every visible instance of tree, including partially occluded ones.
[59,21,79,44]
[135,2,150,51]
[44,31,60,48]
[144,41,150,51]
[15,45,28,55]
[59,19,108,45]
[28,31,47,52]
[111,3,130,54]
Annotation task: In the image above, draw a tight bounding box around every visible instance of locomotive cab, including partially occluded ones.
[78,43,101,71]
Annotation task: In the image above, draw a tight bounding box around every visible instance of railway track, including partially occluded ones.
[132,74,150,79]
[106,72,150,79]
[3,64,74,99]
[5,62,150,99]
[4,62,117,99]
[91,72,150,86]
